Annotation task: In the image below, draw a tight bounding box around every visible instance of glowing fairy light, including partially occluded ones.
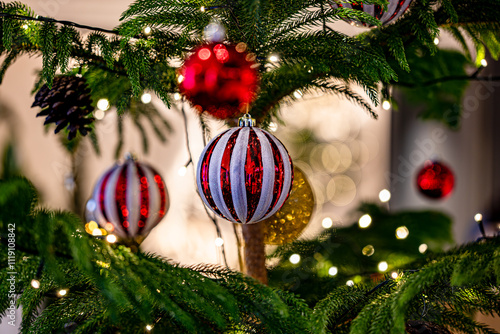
[289,254,301,264]
[358,214,372,228]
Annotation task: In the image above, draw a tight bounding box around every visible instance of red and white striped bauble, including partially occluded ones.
[331,0,413,27]
[196,117,293,224]
[87,157,169,241]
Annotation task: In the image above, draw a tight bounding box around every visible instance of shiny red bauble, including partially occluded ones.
[416,161,455,199]
[196,124,293,224]
[178,42,259,120]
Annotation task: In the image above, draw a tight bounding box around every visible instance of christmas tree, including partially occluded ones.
[1,0,500,333]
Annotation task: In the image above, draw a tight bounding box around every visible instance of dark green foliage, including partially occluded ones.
[267,203,454,304]
[2,0,498,130]
[1,1,500,333]
[0,164,499,333]
[0,178,313,333]
[393,48,471,129]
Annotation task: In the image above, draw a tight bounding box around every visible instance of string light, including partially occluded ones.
[322,217,333,229]
[382,100,391,110]
[395,226,409,239]
[58,289,68,297]
[391,271,399,279]
[378,189,391,202]
[200,6,206,12]
[480,59,488,67]
[214,237,224,247]
[146,324,153,331]
[97,98,110,111]
[31,279,40,289]
[474,213,483,222]
[178,166,188,176]
[143,26,152,35]
[106,234,117,243]
[92,228,103,236]
[141,93,152,104]
[328,266,338,276]
[177,75,184,83]
[346,280,354,286]
[358,214,372,228]
[22,24,28,29]
[293,90,303,99]
[362,245,375,256]
[289,254,301,264]
[269,54,279,62]
[433,37,440,45]
[268,122,278,132]
[378,261,388,272]
[174,93,181,100]
[419,243,428,254]
[94,109,105,120]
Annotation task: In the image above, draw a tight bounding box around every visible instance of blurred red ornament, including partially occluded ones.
[416,161,455,199]
[178,42,259,120]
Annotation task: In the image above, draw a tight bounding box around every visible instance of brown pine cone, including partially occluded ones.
[32,75,94,140]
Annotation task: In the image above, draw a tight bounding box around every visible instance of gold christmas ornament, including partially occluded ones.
[262,166,315,245]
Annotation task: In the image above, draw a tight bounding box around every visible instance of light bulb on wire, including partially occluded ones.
[379,189,391,202]
[358,214,372,228]
[322,217,333,229]
[141,93,152,104]
[31,279,40,289]
[215,237,224,247]
[382,100,391,110]
[289,254,300,264]
[97,98,110,111]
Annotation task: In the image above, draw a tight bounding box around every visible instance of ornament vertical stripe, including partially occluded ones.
[244,128,264,221]
[250,129,274,222]
[228,128,249,223]
[198,132,226,219]
[137,164,149,235]
[386,0,407,23]
[210,128,241,222]
[115,164,129,235]
[260,134,293,221]
[98,169,113,224]
[220,130,242,222]
[152,167,168,219]
[262,132,285,216]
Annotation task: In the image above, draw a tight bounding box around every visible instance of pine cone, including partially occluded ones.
[406,320,451,334]
[32,76,94,140]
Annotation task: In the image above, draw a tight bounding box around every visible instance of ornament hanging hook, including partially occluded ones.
[238,112,255,127]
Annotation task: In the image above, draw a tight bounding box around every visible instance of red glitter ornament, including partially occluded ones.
[178,42,259,120]
[196,115,293,224]
[416,161,455,199]
[86,156,169,243]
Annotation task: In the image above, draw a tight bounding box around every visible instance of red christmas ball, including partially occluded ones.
[86,156,169,243]
[178,42,259,119]
[196,118,293,224]
[416,161,454,199]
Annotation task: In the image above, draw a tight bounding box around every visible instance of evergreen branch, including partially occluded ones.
[312,81,377,118]
[0,49,19,83]
[0,12,118,35]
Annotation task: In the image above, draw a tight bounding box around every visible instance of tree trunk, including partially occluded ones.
[242,222,267,285]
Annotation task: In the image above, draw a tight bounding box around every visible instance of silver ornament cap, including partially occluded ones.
[238,113,256,127]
